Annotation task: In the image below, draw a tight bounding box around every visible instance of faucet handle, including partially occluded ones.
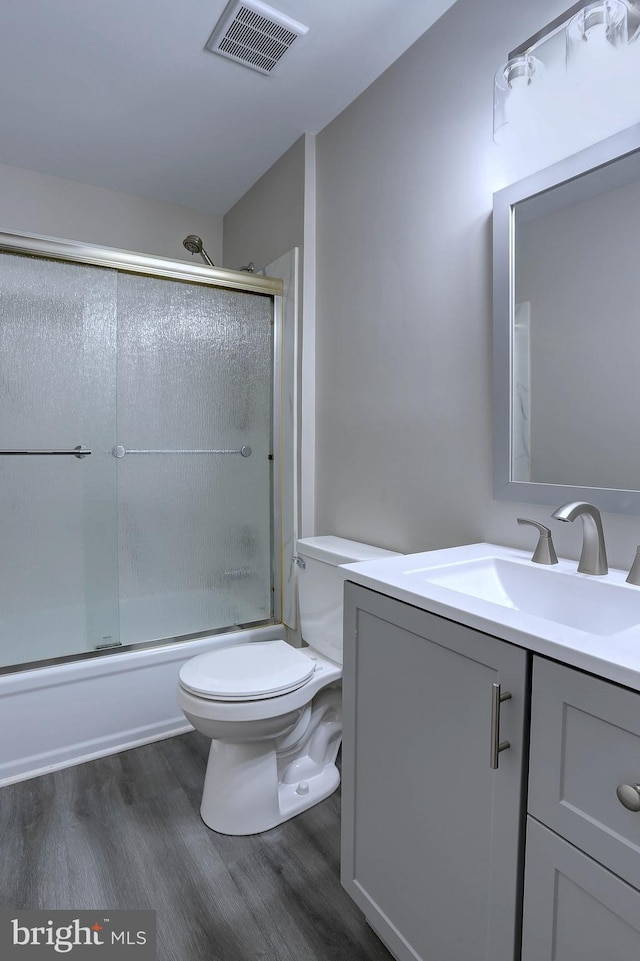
[517,518,559,565]
[626,546,640,586]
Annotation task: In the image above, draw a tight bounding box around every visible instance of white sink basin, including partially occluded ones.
[404,555,639,636]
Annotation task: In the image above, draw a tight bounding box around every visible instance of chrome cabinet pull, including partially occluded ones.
[490,682,512,769]
[616,783,640,812]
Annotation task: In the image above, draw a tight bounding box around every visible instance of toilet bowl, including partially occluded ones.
[177,535,400,835]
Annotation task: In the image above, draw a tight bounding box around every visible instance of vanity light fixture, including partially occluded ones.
[493,0,640,143]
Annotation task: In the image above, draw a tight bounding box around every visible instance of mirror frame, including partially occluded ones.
[493,121,640,515]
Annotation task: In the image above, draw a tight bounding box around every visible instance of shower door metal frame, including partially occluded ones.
[0,229,284,667]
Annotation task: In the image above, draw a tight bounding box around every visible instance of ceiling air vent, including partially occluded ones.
[205,0,309,75]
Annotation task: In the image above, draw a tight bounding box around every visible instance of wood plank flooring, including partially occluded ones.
[0,732,394,961]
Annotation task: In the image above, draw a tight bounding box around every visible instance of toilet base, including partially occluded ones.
[199,684,342,835]
[200,742,341,836]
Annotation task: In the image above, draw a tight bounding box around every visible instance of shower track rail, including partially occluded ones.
[0,446,253,458]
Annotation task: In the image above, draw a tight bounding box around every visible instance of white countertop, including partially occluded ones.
[340,542,640,693]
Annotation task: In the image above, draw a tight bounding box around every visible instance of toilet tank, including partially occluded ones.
[296,536,401,664]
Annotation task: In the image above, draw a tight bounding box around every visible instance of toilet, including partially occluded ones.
[177,535,399,835]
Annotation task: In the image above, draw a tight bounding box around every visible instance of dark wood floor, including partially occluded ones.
[0,732,394,961]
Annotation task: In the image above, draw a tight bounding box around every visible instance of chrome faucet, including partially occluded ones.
[551,501,608,575]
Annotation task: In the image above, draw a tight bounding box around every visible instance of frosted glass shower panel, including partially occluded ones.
[116,275,273,643]
[0,253,119,667]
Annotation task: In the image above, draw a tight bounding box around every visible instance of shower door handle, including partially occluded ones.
[0,445,91,458]
[113,445,252,458]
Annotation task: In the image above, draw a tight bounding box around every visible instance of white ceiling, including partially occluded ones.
[0,0,457,215]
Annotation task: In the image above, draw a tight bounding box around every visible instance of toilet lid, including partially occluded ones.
[178,640,316,701]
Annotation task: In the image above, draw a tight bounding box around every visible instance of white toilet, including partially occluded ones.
[177,535,399,835]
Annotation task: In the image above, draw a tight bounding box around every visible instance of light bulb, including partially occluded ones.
[566,0,628,76]
[493,55,544,144]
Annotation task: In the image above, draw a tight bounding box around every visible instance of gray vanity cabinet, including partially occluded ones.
[521,657,640,959]
[341,583,529,961]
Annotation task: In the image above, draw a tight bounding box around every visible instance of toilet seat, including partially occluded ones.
[178,640,316,701]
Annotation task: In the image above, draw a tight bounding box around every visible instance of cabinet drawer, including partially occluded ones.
[528,656,640,889]
[522,817,640,960]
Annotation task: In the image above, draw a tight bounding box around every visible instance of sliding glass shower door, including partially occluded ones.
[0,253,119,667]
[0,247,275,670]
[116,272,273,645]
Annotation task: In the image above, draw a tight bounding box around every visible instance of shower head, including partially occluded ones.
[182,234,215,267]
[183,234,202,254]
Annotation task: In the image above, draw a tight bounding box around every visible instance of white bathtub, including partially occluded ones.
[0,624,283,786]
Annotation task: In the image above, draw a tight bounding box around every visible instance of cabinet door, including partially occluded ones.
[522,817,640,960]
[341,583,528,961]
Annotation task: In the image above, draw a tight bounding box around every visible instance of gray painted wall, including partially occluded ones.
[313,0,640,570]
[0,161,223,263]
[222,134,317,540]
[223,136,305,272]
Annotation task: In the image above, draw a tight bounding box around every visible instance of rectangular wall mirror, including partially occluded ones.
[493,122,640,514]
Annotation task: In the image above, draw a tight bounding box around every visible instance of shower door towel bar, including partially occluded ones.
[0,446,91,458]
[113,445,252,458]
